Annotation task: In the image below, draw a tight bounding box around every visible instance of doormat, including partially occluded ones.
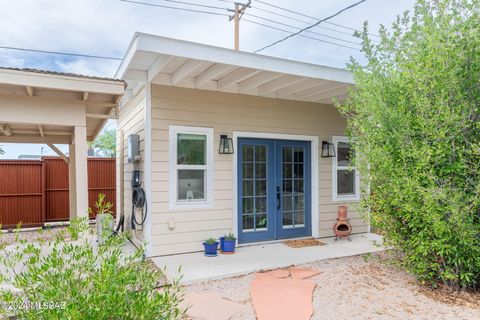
[282,239,326,248]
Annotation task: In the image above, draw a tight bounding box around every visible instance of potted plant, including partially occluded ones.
[202,238,219,257]
[220,233,237,254]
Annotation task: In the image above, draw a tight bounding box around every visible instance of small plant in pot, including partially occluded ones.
[203,237,219,257]
[219,233,237,254]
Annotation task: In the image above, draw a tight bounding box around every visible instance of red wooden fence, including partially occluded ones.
[0,157,115,229]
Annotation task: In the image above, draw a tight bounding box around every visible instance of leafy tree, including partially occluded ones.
[340,0,480,290]
[92,128,116,157]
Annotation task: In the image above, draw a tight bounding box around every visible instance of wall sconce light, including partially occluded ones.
[321,141,336,158]
[219,134,234,154]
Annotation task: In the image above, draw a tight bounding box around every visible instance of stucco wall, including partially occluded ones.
[149,84,368,256]
[117,90,146,242]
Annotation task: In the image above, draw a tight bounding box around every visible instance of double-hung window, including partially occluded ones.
[169,126,213,209]
[332,136,360,201]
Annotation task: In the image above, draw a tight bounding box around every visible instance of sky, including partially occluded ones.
[0,0,416,159]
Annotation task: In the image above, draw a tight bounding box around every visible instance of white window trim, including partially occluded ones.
[332,136,360,202]
[169,125,214,210]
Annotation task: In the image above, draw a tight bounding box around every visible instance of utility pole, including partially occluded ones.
[229,1,251,51]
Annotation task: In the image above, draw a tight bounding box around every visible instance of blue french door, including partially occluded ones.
[238,138,311,243]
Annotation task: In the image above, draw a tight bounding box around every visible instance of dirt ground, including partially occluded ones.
[184,253,480,320]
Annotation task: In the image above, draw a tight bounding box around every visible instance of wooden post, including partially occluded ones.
[230,1,251,51]
[73,126,88,218]
[41,159,46,227]
[234,3,240,50]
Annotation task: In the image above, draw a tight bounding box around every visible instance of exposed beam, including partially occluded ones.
[301,84,350,101]
[86,113,119,120]
[218,68,260,89]
[38,125,44,137]
[237,71,282,92]
[83,92,89,101]
[257,75,305,95]
[148,55,174,83]
[0,135,71,144]
[86,101,118,108]
[289,81,329,99]
[195,64,236,87]
[171,60,204,85]
[275,78,320,98]
[26,86,34,96]
[0,123,12,136]
[47,143,69,164]
[12,130,72,136]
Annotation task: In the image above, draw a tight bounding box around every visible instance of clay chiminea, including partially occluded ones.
[333,205,352,241]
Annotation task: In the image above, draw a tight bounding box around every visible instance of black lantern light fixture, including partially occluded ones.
[219,134,234,154]
[321,141,336,158]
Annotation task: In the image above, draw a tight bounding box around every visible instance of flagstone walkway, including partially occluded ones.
[182,267,320,320]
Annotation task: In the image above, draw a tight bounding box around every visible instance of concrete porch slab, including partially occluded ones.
[152,233,383,284]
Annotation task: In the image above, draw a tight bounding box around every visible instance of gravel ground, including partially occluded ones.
[0,224,98,246]
[184,253,480,320]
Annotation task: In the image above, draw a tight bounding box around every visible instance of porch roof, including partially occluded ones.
[0,67,125,142]
[116,33,355,105]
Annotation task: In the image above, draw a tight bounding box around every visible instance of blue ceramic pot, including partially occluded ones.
[203,242,219,257]
[222,239,236,253]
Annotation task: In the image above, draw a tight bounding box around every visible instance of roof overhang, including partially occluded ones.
[0,68,125,143]
[117,33,354,105]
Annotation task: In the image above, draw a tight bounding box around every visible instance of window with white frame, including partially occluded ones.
[332,136,360,201]
[169,126,213,209]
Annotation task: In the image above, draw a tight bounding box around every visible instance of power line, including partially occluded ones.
[243,19,360,51]
[254,0,378,37]
[249,5,359,37]
[151,0,230,12]
[244,12,361,46]
[0,45,122,60]
[254,0,367,53]
[120,0,230,16]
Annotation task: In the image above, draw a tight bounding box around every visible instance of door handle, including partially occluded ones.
[276,187,281,210]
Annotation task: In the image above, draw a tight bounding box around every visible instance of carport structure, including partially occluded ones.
[0,68,124,219]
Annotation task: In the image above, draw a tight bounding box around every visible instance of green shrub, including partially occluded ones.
[0,218,184,319]
[224,233,236,241]
[340,0,480,290]
[203,238,218,245]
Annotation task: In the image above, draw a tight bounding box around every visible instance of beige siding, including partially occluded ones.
[116,90,146,242]
[150,85,368,256]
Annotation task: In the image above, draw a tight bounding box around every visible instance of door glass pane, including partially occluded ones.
[282,146,306,229]
[255,180,266,196]
[243,145,254,161]
[294,211,305,226]
[243,180,254,196]
[242,144,268,232]
[337,170,355,195]
[255,197,267,213]
[255,214,267,229]
[243,214,254,230]
[255,163,266,179]
[177,170,205,200]
[242,198,254,214]
[283,211,293,228]
[177,133,206,165]
[243,163,254,179]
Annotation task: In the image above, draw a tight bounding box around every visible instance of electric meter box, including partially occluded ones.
[127,134,140,163]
